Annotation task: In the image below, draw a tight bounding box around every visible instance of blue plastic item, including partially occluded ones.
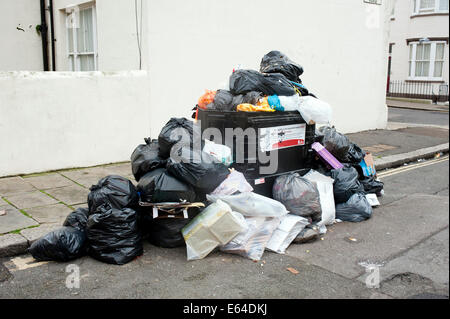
[267,95,284,111]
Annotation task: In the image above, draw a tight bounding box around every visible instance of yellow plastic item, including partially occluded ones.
[197,90,217,109]
[257,96,271,108]
[237,103,275,113]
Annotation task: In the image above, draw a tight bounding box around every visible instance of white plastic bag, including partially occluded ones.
[266,214,309,254]
[210,170,253,196]
[182,200,245,261]
[220,216,280,261]
[279,94,301,111]
[298,96,332,124]
[303,169,336,226]
[202,139,233,166]
[206,192,289,218]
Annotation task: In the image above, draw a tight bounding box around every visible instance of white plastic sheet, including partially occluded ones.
[202,139,233,166]
[297,96,332,124]
[210,170,253,196]
[266,214,309,254]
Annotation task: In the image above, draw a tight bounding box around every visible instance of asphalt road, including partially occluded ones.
[388,107,449,127]
[0,157,448,300]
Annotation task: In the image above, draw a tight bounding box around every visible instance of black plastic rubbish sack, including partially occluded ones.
[272,173,322,221]
[360,176,384,194]
[229,69,296,96]
[88,175,139,213]
[317,126,366,164]
[137,168,196,203]
[87,205,143,265]
[328,165,365,204]
[63,207,89,231]
[131,138,167,182]
[335,193,373,222]
[29,227,87,262]
[158,118,195,159]
[166,146,230,194]
[211,90,234,111]
[260,50,304,82]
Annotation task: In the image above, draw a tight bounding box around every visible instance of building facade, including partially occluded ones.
[388,0,449,101]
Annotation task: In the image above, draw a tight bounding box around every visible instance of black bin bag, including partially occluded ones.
[88,175,139,213]
[130,138,167,182]
[137,168,196,203]
[335,193,373,222]
[229,69,295,96]
[328,165,365,204]
[260,50,304,82]
[317,126,365,164]
[360,176,384,194]
[63,207,89,231]
[87,205,143,265]
[29,227,87,262]
[273,173,321,221]
[211,90,234,111]
[158,118,196,159]
[166,146,230,194]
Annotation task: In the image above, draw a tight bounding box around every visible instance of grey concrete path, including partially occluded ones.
[387,99,449,113]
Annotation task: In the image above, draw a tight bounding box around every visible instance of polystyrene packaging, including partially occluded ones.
[182,200,245,261]
[303,169,336,226]
[206,192,289,218]
[266,214,310,254]
[298,96,332,124]
[210,170,253,196]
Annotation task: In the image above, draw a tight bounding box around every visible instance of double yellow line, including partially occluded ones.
[378,155,449,179]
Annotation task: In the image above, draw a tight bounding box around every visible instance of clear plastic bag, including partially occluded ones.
[303,170,336,226]
[298,96,332,124]
[278,94,301,111]
[210,170,253,196]
[206,192,289,218]
[203,139,233,167]
[220,216,280,261]
[266,214,309,254]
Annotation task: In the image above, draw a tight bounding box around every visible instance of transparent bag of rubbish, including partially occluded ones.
[206,192,288,218]
[210,170,253,196]
[298,96,332,124]
[202,139,233,167]
[266,214,309,254]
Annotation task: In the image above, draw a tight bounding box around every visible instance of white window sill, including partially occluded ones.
[406,78,445,83]
[411,11,449,18]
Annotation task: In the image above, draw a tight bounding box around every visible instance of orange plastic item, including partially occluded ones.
[257,96,270,109]
[197,90,217,109]
[236,103,275,112]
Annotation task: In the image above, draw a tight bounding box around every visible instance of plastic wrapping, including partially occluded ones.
[197,90,217,109]
[266,214,309,254]
[207,192,289,218]
[130,138,167,182]
[297,96,332,124]
[229,69,295,96]
[158,118,195,158]
[360,176,384,194]
[316,126,365,164]
[63,207,89,231]
[203,139,233,166]
[88,175,139,213]
[29,227,87,262]
[303,170,336,226]
[210,170,253,196]
[278,94,301,111]
[220,216,280,261]
[182,200,245,261]
[272,173,321,221]
[166,146,230,194]
[212,90,234,111]
[260,50,304,82]
[87,205,143,265]
[335,193,373,222]
[328,165,365,204]
[237,103,275,113]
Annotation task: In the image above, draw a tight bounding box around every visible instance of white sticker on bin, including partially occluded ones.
[259,124,306,152]
[255,178,265,185]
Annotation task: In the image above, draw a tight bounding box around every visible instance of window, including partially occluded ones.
[408,41,446,80]
[66,5,97,71]
[413,0,449,14]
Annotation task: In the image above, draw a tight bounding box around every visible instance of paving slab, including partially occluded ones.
[23,173,73,190]
[70,203,89,210]
[0,234,29,258]
[285,194,449,279]
[0,177,35,196]
[103,163,132,177]
[4,191,58,210]
[59,167,109,188]
[0,204,38,234]
[20,224,61,245]
[44,185,89,206]
[26,203,73,225]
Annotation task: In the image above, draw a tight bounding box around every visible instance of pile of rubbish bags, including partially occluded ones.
[29,51,384,265]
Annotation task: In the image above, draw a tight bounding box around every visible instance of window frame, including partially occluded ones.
[412,0,449,15]
[408,41,446,81]
[66,4,98,72]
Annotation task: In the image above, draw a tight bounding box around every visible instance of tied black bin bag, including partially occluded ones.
[229,69,296,96]
[158,118,195,159]
[211,90,234,111]
[335,193,373,222]
[87,205,143,265]
[273,173,321,221]
[328,165,365,204]
[130,138,167,182]
[360,176,384,194]
[167,146,230,194]
[137,168,196,203]
[88,175,139,213]
[63,207,89,231]
[29,227,87,262]
[260,50,304,82]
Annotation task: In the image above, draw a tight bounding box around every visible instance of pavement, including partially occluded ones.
[386,98,449,113]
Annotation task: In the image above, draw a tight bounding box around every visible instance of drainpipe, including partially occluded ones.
[49,0,56,71]
[40,0,49,71]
